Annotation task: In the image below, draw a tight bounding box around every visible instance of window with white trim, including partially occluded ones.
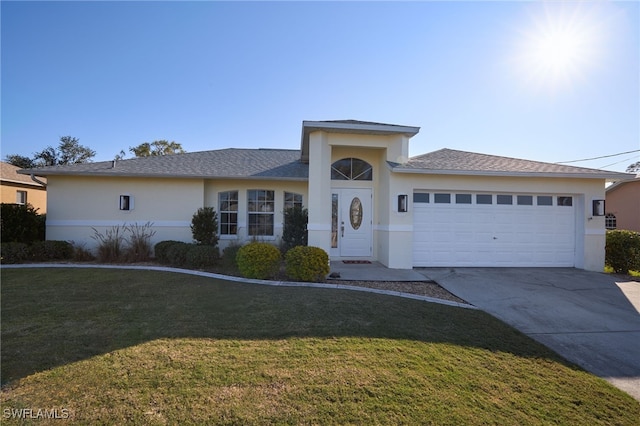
[219,190,239,235]
[16,191,27,205]
[284,192,303,210]
[331,158,372,180]
[605,213,617,230]
[248,190,274,236]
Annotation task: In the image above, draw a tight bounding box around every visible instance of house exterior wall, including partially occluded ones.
[46,176,204,250]
[1,181,47,213]
[606,180,640,232]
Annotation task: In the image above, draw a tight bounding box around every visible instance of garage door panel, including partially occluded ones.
[413,193,576,267]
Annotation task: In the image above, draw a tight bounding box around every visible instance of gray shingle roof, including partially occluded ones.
[20,149,308,180]
[392,148,633,179]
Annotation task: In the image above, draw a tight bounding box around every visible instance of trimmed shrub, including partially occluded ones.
[31,240,73,261]
[165,242,191,267]
[285,246,330,282]
[606,230,640,274]
[1,203,45,244]
[281,206,308,252]
[154,240,183,265]
[191,207,219,247]
[1,242,31,264]
[186,245,219,269]
[236,242,281,279]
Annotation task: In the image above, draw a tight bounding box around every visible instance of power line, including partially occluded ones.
[599,154,640,169]
[557,149,640,164]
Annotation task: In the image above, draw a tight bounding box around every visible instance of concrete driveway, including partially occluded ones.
[419,268,640,401]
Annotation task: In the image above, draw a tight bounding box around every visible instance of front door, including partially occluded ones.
[331,188,372,257]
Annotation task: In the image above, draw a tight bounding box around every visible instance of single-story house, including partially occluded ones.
[605,177,640,232]
[20,120,632,271]
[1,161,47,213]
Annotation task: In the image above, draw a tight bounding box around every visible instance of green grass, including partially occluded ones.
[1,268,639,425]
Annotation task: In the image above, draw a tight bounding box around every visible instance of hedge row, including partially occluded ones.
[1,240,83,264]
[606,230,640,274]
[154,241,219,269]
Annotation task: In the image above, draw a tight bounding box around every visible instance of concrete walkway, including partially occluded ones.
[328,260,427,281]
[419,267,640,401]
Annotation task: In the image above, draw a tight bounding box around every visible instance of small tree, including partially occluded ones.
[281,206,308,252]
[191,207,219,246]
[0,203,45,243]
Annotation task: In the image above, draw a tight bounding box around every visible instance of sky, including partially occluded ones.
[2,1,639,172]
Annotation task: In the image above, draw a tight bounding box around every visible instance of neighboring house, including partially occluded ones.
[605,177,640,232]
[20,120,632,271]
[1,161,47,213]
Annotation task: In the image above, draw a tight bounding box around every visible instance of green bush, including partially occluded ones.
[281,206,308,252]
[154,240,183,264]
[236,242,281,279]
[165,242,191,267]
[1,203,45,244]
[30,240,73,261]
[191,207,219,247]
[0,242,31,264]
[285,246,330,282]
[605,230,640,274]
[222,243,242,269]
[186,245,219,269]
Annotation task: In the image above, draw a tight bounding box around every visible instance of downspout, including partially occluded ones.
[30,173,47,188]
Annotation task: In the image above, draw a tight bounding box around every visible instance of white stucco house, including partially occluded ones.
[21,120,632,271]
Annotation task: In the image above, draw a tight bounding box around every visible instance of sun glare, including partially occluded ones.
[513,2,610,92]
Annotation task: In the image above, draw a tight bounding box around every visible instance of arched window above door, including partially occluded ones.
[331,158,372,181]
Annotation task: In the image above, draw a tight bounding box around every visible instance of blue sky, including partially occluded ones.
[2,1,638,172]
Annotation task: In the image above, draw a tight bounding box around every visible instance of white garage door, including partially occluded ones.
[413,192,576,267]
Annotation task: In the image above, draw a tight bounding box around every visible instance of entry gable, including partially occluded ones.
[300,120,420,163]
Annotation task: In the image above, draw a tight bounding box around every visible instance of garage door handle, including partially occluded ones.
[493,237,497,240]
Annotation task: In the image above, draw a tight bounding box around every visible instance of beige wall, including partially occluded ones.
[606,180,640,232]
[1,182,47,213]
[46,176,204,250]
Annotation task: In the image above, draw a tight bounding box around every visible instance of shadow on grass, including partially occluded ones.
[1,267,576,386]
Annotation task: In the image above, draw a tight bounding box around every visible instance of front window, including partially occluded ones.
[248,190,274,236]
[219,191,239,235]
[119,195,132,211]
[284,192,303,210]
[331,158,372,180]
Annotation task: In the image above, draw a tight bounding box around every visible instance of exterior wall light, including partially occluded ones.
[398,194,408,213]
[592,199,605,216]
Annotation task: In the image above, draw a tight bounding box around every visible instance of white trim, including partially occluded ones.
[585,229,606,236]
[392,167,632,180]
[47,220,190,227]
[374,225,413,232]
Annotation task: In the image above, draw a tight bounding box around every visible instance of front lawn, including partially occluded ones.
[1,268,638,424]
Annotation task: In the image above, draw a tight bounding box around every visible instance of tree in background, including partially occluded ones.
[130,140,185,157]
[626,161,640,174]
[4,136,95,168]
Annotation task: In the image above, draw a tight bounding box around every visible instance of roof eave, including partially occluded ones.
[19,170,309,181]
[391,167,634,180]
